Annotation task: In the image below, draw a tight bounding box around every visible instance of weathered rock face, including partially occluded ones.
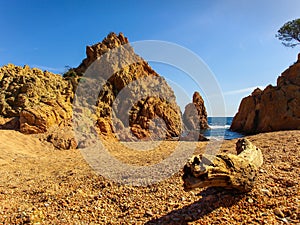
[182,91,209,131]
[0,64,73,134]
[0,32,183,147]
[231,54,300,134]
[74,32,129,76]
[74,32,182,140]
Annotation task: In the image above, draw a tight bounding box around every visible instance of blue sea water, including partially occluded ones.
[203,117,244,140]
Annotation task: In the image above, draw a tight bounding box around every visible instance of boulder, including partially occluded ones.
[34,122,77,150]
[231,54,300,134]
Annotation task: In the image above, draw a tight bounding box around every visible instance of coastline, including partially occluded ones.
[204,117,244,140]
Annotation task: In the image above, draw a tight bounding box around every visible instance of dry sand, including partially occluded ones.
[0,130,299,224]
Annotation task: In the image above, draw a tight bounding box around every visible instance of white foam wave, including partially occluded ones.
[209,125,230,129]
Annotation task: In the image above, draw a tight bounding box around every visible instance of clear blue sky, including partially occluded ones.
[1,0,299,116]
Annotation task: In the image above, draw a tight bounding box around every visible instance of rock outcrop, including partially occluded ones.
[73,32,182,140]
[74,32,129,76]
[231,54,300,134]
[0,64,73,134]
[0,32,183,147]
[0,64,75,149]
[183,91,209,131]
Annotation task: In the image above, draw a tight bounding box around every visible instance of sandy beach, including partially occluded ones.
[0,130,299,224]
[1,1,300,224]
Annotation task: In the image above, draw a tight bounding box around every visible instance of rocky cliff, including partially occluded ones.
[231,54,300,134]
[0,32,184,147]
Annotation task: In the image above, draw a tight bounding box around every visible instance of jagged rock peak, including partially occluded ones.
[182,91,209,131]
[72,32,182,140]
[75,32,130,75]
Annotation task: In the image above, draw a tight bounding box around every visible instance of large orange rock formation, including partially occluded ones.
[231,54,300,134]
[0,32,184,146]
[71,32,182,140]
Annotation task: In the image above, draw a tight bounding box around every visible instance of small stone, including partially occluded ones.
[291,213,297,220]
[277,217,289,223]
[247,198,254,203]
[144,210,154,217]
[259,169,265,173]
[261,188,270,194]
[274,208,285,218]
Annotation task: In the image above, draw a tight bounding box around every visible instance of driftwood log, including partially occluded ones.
[182,139,263,192]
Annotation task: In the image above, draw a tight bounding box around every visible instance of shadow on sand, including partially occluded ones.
[145,187,245,225]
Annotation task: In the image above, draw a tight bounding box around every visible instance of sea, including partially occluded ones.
[203,117,244,140]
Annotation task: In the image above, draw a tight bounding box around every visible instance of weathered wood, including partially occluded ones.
[182,138,263,192]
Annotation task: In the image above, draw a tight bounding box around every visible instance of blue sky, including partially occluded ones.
[0,0,299,116]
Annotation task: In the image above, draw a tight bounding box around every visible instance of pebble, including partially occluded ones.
[1,131,300,224]
[274,208,285,218]
[144,210,154,217]
[247,198,254,203]
[277,217,289,223]
[260,188,270,194]
[290,213,297,220]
